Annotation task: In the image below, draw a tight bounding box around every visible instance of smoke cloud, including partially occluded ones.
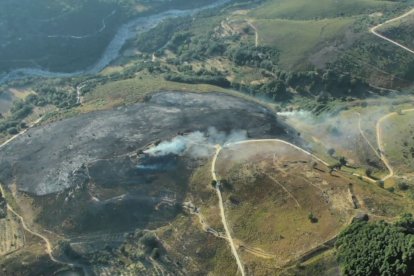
[144,127,248,158]
[277,110,311,118]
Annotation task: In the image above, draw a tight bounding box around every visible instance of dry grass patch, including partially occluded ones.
[214,141,355,270]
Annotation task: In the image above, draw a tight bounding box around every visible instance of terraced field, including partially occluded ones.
[0,212,25,256]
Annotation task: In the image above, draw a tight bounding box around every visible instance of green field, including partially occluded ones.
[245,0,410,69]
[254,18,353,67]
[381,110,414,175]
[82,74,231,111]
[249,0,395,20]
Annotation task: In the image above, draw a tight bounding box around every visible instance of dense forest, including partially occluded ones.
[336,214,414,276]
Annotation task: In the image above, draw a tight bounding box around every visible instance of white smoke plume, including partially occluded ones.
[277,110,311,118]
[144,127,248,158]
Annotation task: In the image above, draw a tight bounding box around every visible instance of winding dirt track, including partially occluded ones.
[0,118,88,274]
[375,108,414,181]
[0,188,63,264]
[370,8,414,55]
[357,108,414,182]
[210,139,332,276]
[376,113,396,181]
[0,117,43,150]
[246,20,259,47]
[228,139,329,166]
[356,112,382,160]
[211,145,246,276]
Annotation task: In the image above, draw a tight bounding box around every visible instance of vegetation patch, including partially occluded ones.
[215,141,355,270]
[336,213,414,276]
[249,0,395,20]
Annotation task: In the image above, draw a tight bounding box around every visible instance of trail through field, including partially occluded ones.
[210,139,333,275]
[228,139,329,166]
[0,183,90,274]
[236,241,277,260]
[264,173,301,208]
[0,121,89,274]
[211,145,246,276]
[375,108,414,181]
[247,20,259,47]
[370,8,414,55]
[0,117,43,150]
[356,112,382,160]
[184,201,276,260]
[76,81,88,104]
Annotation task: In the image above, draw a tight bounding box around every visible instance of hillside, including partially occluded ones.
[0,0,414,275]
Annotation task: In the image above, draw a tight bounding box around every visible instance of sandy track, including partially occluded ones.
[375,108,414,181]
[210,139,331,275]
[0,117,43,150]
[0,185,61,264]
[0,184,91,274]
[246,20,259,47]
[227,139,329,166]
[211,145,245,276]
[370,8,414,55]
[264,173,301,208]
[0,118,89,274]
[376,113,396,181]
[356,112,382,160]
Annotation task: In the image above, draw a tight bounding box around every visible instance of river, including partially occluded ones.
[0,0,230,85]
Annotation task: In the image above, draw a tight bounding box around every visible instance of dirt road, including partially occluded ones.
[210,139,330,275]
[0,118,59,261]
[227,139,329,166]
[1,193,62,264]
[356,112,382,160]
[211,145,245,276]
[0,117,42,150]
[247,20,259,47]
[370,8,414,55]
[0,118,89,274]
[375,108,414,181]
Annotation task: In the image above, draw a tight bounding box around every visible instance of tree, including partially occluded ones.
[386,187,395,193]
[339,156,347,166]
[328,148,336,156]
[211,180,217,188]
[336,215,414,276]
[7,127,18,135]
[395,213,414,232]
[398,182,409,191]
[308,212,318,223]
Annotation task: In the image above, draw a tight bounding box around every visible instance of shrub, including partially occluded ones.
[139,232,158,253]
[386,187,395,193]
[211,180,217,188]
[398,182,409,191]
[7,127,18,135]
[308,213,318,223]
